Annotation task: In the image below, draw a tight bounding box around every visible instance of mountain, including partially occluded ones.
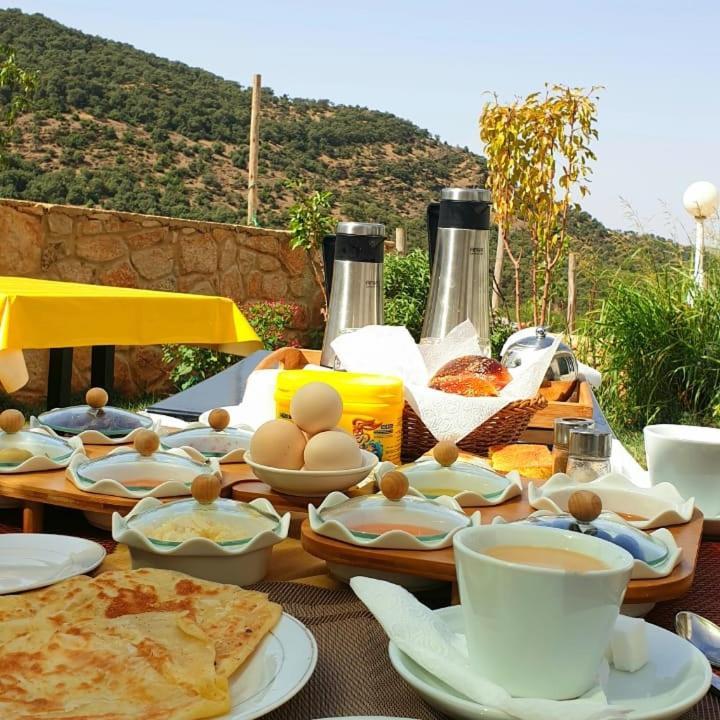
[0,9,484,244]
[0,9,684,319]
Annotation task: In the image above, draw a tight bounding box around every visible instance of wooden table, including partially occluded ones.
[300,484,704,606]
[0,447,249,532]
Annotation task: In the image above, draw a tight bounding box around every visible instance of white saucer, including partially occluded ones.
[223,612,317,719]
[389,606,711,720]
[0,534,106,594]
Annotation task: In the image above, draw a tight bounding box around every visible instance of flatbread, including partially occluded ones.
[0,611,229,719]
[0,568,282,678]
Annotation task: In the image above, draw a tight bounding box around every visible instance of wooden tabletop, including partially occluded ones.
[0,446,251,532]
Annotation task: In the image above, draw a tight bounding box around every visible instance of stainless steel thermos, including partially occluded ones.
[421,188,493,354]
[320,221,386,369]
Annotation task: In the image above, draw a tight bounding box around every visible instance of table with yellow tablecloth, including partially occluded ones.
[0,276,261,404]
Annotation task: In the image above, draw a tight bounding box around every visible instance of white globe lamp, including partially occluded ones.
[683,181,718,289]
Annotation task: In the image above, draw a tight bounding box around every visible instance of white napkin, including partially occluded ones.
[351,577,628,720]
[611,439,649,488]
[333,321,558,443]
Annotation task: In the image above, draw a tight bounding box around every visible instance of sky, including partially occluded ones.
[6,0,720,238]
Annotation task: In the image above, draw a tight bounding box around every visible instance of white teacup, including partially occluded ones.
[645,424,720,518]
[453,524,633,700]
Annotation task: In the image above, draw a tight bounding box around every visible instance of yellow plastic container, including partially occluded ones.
[275,370,404,464]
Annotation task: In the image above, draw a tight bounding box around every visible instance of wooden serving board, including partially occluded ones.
[231,476,375,514]
[299,488,704,606]
[521,380,594,445]
[0,446,241,533]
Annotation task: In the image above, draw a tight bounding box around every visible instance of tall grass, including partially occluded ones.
[579,264,720,430]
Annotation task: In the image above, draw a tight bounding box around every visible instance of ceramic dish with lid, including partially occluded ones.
[245,449,378,497]
[67,430,220,498]
[377,442,522,508]
[309,471,479,550]
[0,409,82,473]
[493,490,681,579]
[160,408,251,463]
[112,474,290,585]
[528,472,695,529]
[34,387,157,444]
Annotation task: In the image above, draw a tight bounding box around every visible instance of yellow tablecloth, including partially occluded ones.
[0,276,262,392]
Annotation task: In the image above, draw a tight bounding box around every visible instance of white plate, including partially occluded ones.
[0,534,106,594]
[389,606,711,720]
[222,612,317,720]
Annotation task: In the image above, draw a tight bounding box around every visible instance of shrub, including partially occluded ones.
[163,300,300,390]
[240,301,302,352]
[384,248,430,341]
[579,266,720,429]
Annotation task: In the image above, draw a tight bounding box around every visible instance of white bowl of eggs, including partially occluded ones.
[244,382,379,497]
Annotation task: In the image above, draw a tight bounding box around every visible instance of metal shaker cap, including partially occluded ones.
[554,417,594,448]
[335,221,386,237]
[568,428,613,459]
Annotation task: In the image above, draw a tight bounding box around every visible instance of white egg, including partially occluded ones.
[290,382,343,435]
[249,419,306,470]
[303,430,362,471]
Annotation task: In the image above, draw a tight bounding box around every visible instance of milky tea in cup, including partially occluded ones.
[453,524,634,700]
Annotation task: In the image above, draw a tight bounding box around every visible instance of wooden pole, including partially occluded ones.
[491,226,505,311]
[395,227,406,255]
[247,73,261,225]
[567,251,577,335]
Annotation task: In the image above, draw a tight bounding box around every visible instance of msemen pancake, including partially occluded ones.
[0,611,228,720]
[0,568,281,678]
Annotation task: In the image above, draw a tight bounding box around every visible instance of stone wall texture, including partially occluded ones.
[0,198,323,403]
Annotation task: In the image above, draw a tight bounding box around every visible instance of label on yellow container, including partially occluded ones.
[275,370,404,464]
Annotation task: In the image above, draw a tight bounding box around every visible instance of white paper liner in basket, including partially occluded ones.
[491,510,682,579]
[31,414,161,445]
[0,430,83,474]
[309,490,481,550]
[374,460,522,507]
[331,321,559,442]
[67,446,221,498]
[112,497,291,556]
[528,472,695,530]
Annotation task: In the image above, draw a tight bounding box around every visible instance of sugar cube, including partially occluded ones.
[610,614,649,672]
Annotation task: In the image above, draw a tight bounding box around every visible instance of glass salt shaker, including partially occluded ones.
[566,428,612,482]
[552,417,594,474]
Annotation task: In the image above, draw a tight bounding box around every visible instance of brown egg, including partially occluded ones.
[250,419,306,470]
[304,430,362,471]
[290,382,343,436]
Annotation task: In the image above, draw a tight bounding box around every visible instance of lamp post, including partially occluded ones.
[683,181,718,290]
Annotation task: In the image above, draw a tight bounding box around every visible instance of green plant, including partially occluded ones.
[161,345,236,391]
[579,266,720,430]
[241,300,301,351]
[287,181,335,318]
[490,315,518,358]
[0,43,36,163]
[383,249,430,341]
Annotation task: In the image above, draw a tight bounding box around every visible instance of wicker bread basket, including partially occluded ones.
[255,347,548,463]
[401,396,547,463]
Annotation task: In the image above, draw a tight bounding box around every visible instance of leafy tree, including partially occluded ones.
[287,181,335,318]
[0,44,36,164]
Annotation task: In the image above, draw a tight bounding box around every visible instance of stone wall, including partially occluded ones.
[0,199,323,403]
